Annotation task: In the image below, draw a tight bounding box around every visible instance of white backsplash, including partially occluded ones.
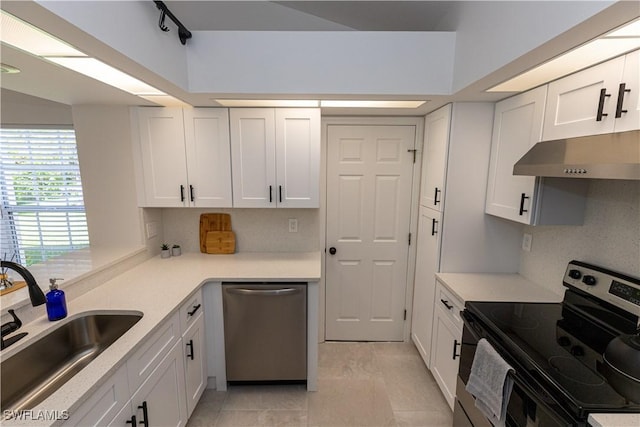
[160,208,321,253]
[520,179,640,293]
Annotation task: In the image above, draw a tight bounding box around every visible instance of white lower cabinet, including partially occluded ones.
[429,281,464,411]
[183,312,207,417]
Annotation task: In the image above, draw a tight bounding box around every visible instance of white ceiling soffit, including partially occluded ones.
[162,1,457,31]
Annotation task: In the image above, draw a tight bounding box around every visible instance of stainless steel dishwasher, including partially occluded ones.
[222,283,307,382]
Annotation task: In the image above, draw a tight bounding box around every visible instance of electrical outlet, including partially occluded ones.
[288,218,298,233]
[146,222,158,239]
[522,233,532,252]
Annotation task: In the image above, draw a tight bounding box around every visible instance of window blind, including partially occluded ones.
[1,128,89,266]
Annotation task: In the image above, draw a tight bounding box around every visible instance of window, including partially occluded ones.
[1,127,90,266]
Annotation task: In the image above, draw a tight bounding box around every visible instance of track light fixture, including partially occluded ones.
[153,1,192,45]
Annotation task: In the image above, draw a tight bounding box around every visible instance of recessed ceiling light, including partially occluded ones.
[488,18,640,92]
[320,100,427,108]
[215,99,320,107]
[1,63,20,74]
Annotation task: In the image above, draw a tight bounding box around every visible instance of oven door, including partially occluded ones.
[458,311,580,427]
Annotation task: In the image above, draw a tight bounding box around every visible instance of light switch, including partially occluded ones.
[146,221,158,239]
[288,218,298,233]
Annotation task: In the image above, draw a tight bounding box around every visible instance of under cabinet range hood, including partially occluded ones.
[513,130,640,180]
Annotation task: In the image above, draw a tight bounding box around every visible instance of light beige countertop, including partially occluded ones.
[589,413,640,427]
[436,272,563,303]
[1,251,321,426]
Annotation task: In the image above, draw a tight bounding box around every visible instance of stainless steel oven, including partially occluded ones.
[454,261,640,426]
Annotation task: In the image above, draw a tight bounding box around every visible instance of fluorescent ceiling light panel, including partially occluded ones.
[47,57,165,96]
[320,100,427,108]
[0,11,85,57]
[488,18,640,92]
[215,99,319,107]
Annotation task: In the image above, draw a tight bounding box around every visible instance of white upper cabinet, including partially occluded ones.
[419,104,451,210]
[230,108,320,208]
[543,50,639,140]
[486,87,588,225]
[134,107,232,208]
[486,87,546,224]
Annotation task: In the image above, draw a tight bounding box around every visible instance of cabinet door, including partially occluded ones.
[275,109,320,208]
[131,340,188,427]
[183,109,233,207]
[420,104,451,210]
[410,206,442,369]
[614,50,640,132]
[485,87,545,224]
[230,109,277,208]
[543,56,625,140]
[137,107,189,207]
[183,313,207,417]
[430,307,462,411]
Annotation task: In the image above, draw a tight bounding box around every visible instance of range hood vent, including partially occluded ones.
[513,130,640,180]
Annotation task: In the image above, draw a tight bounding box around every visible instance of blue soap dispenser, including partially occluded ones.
[46,278,67,321]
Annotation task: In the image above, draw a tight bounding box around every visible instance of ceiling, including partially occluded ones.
[162,1,457,31]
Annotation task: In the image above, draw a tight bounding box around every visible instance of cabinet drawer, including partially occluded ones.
[436,280,464,330]
[127,312,179,393]
[179,288,204,334]
[63,364,129,427]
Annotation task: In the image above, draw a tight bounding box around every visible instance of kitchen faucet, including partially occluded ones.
[1,261,47,350]
[1,261,46,307]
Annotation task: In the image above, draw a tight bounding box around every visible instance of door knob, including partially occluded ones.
[329,247,337,255]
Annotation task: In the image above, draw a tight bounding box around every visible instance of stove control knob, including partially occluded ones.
[568,269,582,280]
[570,346,585,357]
[557,336,571,347]
[582,275,597,286]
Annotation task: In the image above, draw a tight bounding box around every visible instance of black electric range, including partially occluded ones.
[457,261,640,426]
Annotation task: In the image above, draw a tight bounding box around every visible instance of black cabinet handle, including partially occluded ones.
[615,83,631,118]
[519,193,529,216]
[138,401,149,427]
[269,185,273,203]
[440,299,453,310]
[189,185,195,202]
[434,187,441,206]
[180,185,185,202]
[279,185,283,203]
[126,415,137,426]
[186,339,194,360]
[188,303,201,317]
[431,218,438,236]
[596,88,611,121]
[452,339,461,360]
[329,247,337,255]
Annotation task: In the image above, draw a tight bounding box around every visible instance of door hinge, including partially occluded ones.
[404,309,407,320]
[408,233,412,245]
[407,149,417,163]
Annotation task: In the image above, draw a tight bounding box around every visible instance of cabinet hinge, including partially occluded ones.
[404,309,407,320]
[407,149,417,163]
[408,233,412,246]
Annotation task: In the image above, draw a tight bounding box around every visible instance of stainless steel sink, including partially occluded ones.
[1,312,142,412]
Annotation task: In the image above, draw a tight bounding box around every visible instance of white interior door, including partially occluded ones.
[326,125,416,341]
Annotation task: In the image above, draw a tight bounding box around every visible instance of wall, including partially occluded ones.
[520,180,640,293]
[72,105,144,248]
[161,208,320,253]
[0,89,72,126]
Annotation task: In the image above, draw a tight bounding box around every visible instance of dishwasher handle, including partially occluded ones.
[226,287,301,296]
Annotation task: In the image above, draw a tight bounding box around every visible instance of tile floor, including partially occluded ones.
[186,342,453,427]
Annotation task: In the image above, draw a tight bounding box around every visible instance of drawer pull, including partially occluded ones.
[431,218,438,236]
[615,83,630,118]
[187,303,201,317]
[440,299,453,310]
[596,88,611,121]
[186,339,194,360]
[138,401,149,427]
[126,415,137,426]
[518,193,529,216]
[434,187,441,205]
[452,339,461,360]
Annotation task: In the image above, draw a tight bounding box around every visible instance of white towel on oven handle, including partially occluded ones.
[465,338,515,427]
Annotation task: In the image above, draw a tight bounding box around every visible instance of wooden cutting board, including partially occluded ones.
[204,231,236,254]
[199,213,235,253]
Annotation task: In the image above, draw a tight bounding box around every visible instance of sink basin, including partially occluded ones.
[1,312,142,412]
